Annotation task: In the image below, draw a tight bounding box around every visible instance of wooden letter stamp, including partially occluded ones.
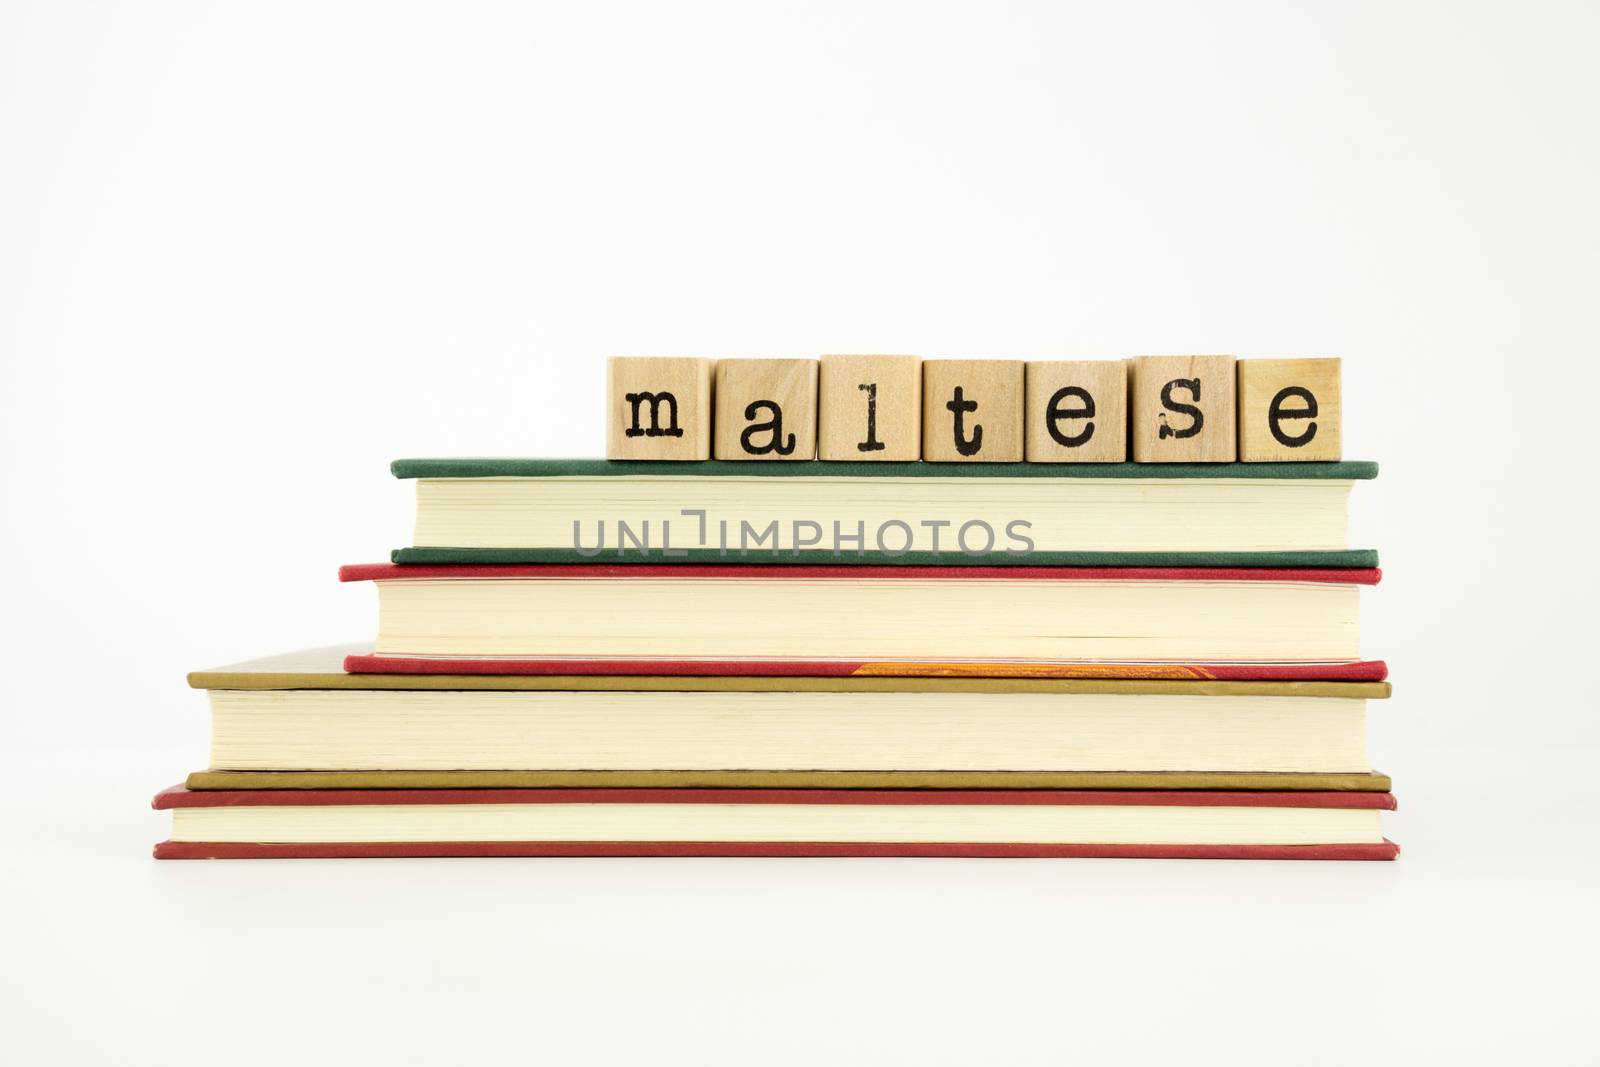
[921,360,1024,462]
[1238,358,1342,461]
[712,359,819,461]
[1024,360,1128,462]
[818,355,922,461]
[1130,355,1237,462]
[606,357,713,460]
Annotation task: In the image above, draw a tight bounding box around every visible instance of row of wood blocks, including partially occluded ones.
[607,356,1342,462]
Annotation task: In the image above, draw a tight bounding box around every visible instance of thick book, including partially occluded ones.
[389,457,1379,568]
[185,647,1390,791]
[152,786,1400,860]
[191,662,1385,777]
[339,563,1381,674]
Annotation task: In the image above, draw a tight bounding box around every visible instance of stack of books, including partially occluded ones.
[154,458,1395,860]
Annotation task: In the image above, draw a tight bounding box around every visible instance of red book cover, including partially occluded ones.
[341,654,1389,681]
[154,841,1399,860]
[339,562,1385,681]
[152,787,1400,861]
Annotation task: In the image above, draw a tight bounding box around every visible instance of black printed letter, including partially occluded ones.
[624,392,682,438]
[740,400,796,456]
[1267,386,1318,447]
[1157,378,1203,440]
[857,383,885,453]
[1045,386,1096,447]
[947,386,982,456]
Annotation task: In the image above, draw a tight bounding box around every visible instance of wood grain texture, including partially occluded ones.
[606,357,713,460]
[818,354,922,460]
[1130,355,1238,462]
[921,360,1024,462]
[1025,360,1128,462]
[1238,358,1342,462]
[712,359,818,460]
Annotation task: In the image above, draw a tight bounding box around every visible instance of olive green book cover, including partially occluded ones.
[185,769,1393,792]
[188,646,1391,699]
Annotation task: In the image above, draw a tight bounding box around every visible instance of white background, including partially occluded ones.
[2,1,1597,1062]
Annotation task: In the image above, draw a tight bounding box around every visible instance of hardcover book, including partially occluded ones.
[185,647,1389,782]
[339,563,1382,674]
[184,647,1391,792]
[152,786,1401,860]
[388,458,1380,567]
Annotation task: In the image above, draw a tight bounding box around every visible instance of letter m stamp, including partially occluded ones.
[607,357,714,460]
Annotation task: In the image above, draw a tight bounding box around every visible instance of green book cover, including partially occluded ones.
[389,457,1379,567]
[390,546,1380,567]
[392,457,1379,480]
